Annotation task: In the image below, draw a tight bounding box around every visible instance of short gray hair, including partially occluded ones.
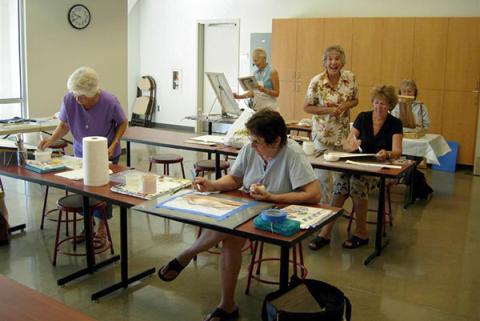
[323,45,346,66]
[399,79,418,98]
[67,67,100,97]
[252,47,267,59]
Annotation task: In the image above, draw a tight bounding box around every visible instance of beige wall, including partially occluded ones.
[25,0,128,118]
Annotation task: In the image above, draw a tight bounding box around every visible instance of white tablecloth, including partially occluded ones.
[403,134,451,165]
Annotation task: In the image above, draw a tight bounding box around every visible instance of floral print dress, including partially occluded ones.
[305,70,358,147]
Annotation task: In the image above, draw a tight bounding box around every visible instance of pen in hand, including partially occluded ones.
[191,169,201,191]
[354,136,363,152]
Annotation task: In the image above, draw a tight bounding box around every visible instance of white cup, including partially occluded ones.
[302,141,315,155]
[142,175,157,194]
[125,172,142,189]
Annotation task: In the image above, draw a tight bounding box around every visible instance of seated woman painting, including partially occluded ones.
[158,109,320,321]
[309,85,403,251]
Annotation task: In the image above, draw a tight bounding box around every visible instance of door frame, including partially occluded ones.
[196,19,240,133]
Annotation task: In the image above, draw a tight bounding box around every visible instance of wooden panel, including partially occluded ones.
[324,18,354,69]
[416,89,444,135]
[277,80,296,121]
[294,81,311,120]
[0,275,97,321]
[445,18,480,91]
[296,19,325,82]
[352,18,383,86]
[381,18,415,86]
[351,85,373,120]
[413,18,448,90]
[442,91,478,164]
[272,19,297,81]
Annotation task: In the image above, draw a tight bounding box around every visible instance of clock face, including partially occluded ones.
[68,4,91,30]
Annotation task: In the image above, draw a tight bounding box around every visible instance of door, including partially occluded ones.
[197,20,239,132]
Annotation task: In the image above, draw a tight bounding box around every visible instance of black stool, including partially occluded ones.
[52,195,114,266]
[149,154,185,178]
[245,241,307,295]
[194,159,229,177]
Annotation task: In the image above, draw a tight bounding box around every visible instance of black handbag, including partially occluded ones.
[261,275,351,321]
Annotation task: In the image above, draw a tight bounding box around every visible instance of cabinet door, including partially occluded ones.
[413,18,448,90]
[294,81,311,121]
[417,89,443,135]
[296,19,325,83]
[351,85,374,121]
[442,91,478,164]
[381,18,415,86]
[324,18,353,69]
[277,80,296,121]
[272,19,297,82]
[445,18,480,91]
[352,18,383,87]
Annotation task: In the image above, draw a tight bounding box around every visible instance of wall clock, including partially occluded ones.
[68,4,91,30]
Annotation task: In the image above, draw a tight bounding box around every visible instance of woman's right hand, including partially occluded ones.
[37,139,51,151]
[344,135,361,152]
[193,176,214,192]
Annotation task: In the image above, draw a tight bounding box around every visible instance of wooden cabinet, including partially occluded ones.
[352,18,384,87]
[442,18,480,164]
[272,17,480,164]
[413,18,449,90]
[381,18,415,86]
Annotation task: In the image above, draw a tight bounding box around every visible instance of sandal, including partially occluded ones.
[204,307,239,321]
[342,235,369,249]
[308,236,330,250]
[158,258,186,282]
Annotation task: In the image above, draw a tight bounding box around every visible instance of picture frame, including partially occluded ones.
[238,76,257,91]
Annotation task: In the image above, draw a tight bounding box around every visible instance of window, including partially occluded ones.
[0,0,23,119]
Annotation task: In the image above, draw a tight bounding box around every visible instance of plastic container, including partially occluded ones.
[432,141,458,173]
[34,149,52,163]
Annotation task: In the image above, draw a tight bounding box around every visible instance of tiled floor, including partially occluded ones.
[1,142,479,321]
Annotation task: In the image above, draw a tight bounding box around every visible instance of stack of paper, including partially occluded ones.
[283,205,336,229]
[25,160,66,174]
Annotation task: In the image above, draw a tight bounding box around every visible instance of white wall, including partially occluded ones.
[25,0,128,119]
[131,0,480,127]
[128,2,140,116]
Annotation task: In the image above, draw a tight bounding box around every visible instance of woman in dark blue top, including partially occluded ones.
[309,85,403,250]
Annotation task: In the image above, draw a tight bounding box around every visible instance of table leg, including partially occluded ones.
[126,141,131,167]
[90,207,155,301]
[215,152,221,179]
[279,245,290,290]
[364,177,389,265]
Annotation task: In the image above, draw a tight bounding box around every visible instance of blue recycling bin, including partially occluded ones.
[432,141,459,172]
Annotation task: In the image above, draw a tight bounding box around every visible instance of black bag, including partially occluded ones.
[405,168,433,200]
[261,276,351,321]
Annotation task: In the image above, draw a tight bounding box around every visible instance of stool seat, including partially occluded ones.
[194,159,229,170]
[150,154,184,164]
[194,160,230,178]
[50,140,68,149]
[57,194,103,210]
[149,153,185,178]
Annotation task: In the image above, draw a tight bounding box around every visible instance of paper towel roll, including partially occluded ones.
[83,136,109,186]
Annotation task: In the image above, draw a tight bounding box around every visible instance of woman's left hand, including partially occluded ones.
[250,184,271,201]
[107,146,115,159]
[375,149,388,161]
